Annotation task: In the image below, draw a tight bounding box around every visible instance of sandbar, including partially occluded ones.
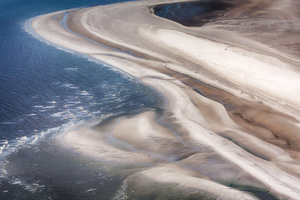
[29,0,300,199]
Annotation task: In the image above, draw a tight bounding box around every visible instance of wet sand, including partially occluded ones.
[30,0,300,199]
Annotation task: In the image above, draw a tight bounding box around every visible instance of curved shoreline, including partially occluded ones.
[30,0,300,199]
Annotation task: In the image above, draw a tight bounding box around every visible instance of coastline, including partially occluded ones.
[29,0,300,199]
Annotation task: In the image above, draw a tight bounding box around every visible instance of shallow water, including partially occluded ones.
[154,1,232,26]
[0,0,164,199]
[2,0,297,199]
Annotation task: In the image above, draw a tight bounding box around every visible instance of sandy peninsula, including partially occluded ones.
[29,0,300,199]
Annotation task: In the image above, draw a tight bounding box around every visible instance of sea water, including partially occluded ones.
[154,1,232,26]
[0,0,164,199]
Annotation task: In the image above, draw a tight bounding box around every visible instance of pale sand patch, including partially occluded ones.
[63,126,155,164]
[93,111,194,162]
[129,164,260,200]
[29,0,300,199]
[142,77,300,199]
[139,27,300,118]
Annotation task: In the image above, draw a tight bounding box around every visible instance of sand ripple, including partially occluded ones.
[31,0,300,199]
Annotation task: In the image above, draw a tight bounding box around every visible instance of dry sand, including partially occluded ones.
[28,0,300,199]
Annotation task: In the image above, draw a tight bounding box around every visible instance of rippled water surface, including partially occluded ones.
[0,0,164,199]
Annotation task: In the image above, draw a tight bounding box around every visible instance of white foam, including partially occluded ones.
[9,177,45,193]
[0,145,5,154]
[44,105,55,109]
[17,136,28,144]
[33,105,44,108]
[0,140,8,145]
[0,122,17,125]
[27,113,37,116]
[62,83,79,89]
[51,112,63,117]
[65,68,78,71]
[79,90,90,96]
[28,135,38,145]
[86,188,96,192]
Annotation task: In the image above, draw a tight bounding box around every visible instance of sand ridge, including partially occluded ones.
[29,0,300,199]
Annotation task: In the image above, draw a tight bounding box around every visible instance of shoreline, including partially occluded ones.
[30,0,300,199]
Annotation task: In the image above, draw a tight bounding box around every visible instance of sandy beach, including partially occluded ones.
[29,0,300,199]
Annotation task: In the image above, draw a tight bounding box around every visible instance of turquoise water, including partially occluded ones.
[0,0,164,199]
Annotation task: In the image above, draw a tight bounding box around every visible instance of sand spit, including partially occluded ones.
[31,0,300,199]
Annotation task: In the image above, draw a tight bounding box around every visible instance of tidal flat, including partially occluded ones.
[29,0,300,199]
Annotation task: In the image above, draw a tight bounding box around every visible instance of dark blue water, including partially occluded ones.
[0,0,164,199]
[154,1,231,26]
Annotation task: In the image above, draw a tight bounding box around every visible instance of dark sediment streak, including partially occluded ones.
[31,0,300,199]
